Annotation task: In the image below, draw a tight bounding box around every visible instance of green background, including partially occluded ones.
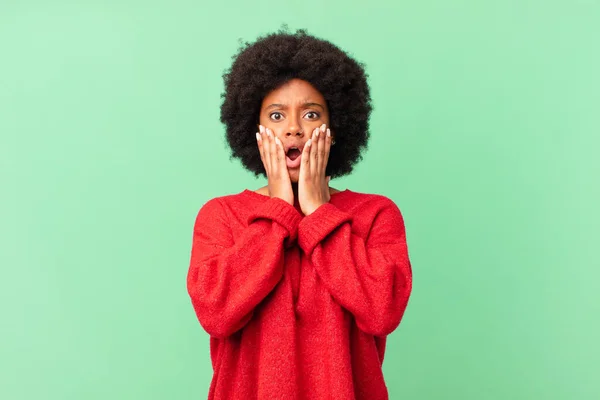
[1,1,598,399]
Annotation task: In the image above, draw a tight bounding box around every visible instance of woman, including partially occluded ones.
[187,28,413,400]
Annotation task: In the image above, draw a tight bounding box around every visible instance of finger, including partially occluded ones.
[260,125,271,175]
[275,136,286,171]
[323,127,332,173]
[300,137,312,180]
[317,123,327,173]
[310,126,319,177]
[256,131,265,168]
[266,127,278,176]
[257,126,266,173]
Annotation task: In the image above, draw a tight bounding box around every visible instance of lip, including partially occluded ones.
[286,153,302,169]
[284,143,305,154]
[284,143,304,169]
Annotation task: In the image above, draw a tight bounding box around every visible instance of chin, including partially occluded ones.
[288,170,300,183]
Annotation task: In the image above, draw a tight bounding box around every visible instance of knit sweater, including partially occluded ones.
[187,188,412,400]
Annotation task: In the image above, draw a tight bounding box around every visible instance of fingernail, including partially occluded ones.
[320,123,326,132]
[327,128,331,137]
[256,132,260,141]
[306,139,312,146]
[266,128,272,137]
[315,129,319,138]
[275,137,281,145]
[259,125,265,134]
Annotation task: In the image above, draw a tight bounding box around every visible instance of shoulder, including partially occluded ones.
[199,190,259,207]
[338,189,401,211]
[339,191,407,238]
[333,190,405,228]
[195,190,263,220]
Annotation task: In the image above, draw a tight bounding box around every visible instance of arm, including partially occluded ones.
[297,198,412,336]
[187,196,302,338]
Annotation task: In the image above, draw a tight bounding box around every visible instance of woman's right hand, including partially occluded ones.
[256,125,294,206]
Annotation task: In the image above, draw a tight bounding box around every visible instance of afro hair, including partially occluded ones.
[220,27,372,179]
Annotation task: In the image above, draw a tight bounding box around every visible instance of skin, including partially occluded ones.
[255,78,339,216]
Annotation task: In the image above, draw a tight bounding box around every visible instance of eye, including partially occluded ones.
[305,111,320,120]
[269,112,283,121]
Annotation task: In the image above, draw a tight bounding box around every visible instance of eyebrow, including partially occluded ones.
[265,102,325,111]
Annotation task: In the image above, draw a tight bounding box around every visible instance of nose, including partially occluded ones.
[285,116,305,138]
[285,126,304,138]
[286,129,304,138]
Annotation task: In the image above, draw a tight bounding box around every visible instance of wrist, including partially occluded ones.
[303,201,324,216]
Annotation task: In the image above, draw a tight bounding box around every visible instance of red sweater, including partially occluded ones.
[187,189,412,400]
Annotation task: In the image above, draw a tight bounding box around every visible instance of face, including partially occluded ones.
[259,78,330,183]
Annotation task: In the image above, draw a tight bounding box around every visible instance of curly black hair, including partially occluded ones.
[219,27,372,179]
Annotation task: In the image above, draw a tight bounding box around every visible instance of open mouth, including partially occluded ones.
[285,146,302,168]
[286,147,301,161]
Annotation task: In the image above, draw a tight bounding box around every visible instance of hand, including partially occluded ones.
[298,123,332,216]
[256,125,294,206]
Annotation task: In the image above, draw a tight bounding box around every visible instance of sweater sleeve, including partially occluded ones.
[297,197,412,337]
[187,196,302,338]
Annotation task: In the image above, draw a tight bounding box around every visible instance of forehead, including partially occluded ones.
[261,78,325,106]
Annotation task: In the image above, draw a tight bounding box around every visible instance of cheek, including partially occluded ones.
[258,115,267,127]
[258,117,279,132]
[258,113,277,127]
[306,116,330,131]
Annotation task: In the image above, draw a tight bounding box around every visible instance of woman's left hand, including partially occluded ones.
[299,123,332,216]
